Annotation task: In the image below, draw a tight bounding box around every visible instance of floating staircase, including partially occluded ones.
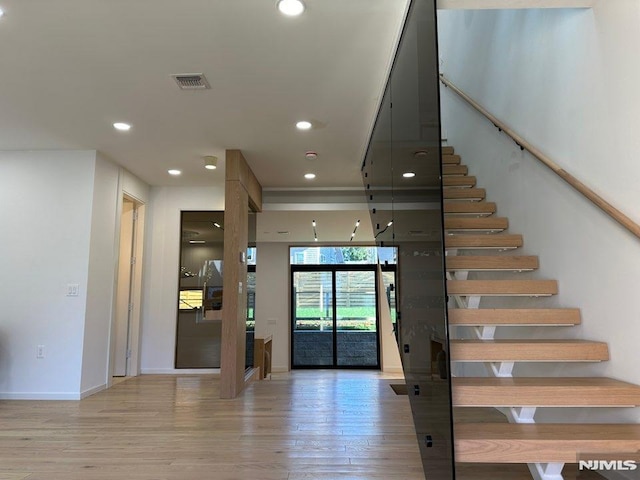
[443,146,640,479]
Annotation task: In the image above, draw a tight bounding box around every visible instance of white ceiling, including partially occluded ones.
[0,0,408,189]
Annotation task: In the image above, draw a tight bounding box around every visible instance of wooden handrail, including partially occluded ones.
[440,74,640,240]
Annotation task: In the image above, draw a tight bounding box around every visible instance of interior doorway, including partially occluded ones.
[112,196,145,379]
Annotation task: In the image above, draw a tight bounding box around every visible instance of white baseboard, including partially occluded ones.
[0,383,108,400]
[271,366,290,373]
[81,383,107,399]
[141,368,220,375]
[0,391,81,400]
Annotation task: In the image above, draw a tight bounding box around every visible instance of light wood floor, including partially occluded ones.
[0,371,424,480]
[0,372,604,480]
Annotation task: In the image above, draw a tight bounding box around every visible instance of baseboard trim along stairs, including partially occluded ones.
[443,145,640,479]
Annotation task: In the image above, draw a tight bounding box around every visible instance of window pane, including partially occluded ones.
[290,246,397,265]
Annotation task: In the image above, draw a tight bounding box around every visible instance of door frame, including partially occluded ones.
[108,194,146,382]
[290,264,395,369]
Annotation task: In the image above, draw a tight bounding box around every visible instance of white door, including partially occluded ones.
[113,199,135,376]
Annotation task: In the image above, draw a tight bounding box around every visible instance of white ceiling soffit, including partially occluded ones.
[257,210,373,244]
[437,0,593,9]
[0,0,410,188]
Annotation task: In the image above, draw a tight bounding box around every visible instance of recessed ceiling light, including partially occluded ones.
[113,122,131,131]
[204,156,217,170]
[304,173,316,180]
[168,169,181,176]
[403,172,416,178]
[277,0,305,16]
[0,8,5,18]
[296,120,312,130]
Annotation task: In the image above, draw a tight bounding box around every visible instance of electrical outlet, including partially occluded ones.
[37,345,45,359]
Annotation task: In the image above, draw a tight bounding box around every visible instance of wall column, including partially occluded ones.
[220,150,262,399]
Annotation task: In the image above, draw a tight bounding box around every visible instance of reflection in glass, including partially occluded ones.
[175,211,224,368]
[361,0,454,476]
[381,270,398,331]
[245,212,257,370]
[246,266,256,369]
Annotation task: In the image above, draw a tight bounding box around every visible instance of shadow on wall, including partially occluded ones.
[0,331,11,392]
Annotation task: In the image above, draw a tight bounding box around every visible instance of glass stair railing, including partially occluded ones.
[361,0,455,478]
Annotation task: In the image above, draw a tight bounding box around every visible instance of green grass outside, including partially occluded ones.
[295,306,375,318]
[295,306,396,321]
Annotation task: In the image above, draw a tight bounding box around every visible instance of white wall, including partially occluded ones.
[439,3,640,428]
[122,168,150,204]
[0,150,149,399]
[80,155,120,395]
[0,151,96,399]
[254,242,290,372]
[140,186,224,373]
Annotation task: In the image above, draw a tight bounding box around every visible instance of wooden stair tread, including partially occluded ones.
[442,146,455,155]
[455,423,640,463]
[444,201,496,216]
[453,377,640,407]
[447,280,558,296]
[443,188,485,200]
[450,339,609,362]
[445,234,523,250]
[444,218,508,232]
[448,309,581,326]
[442,153,460,164]
[443,165,468,176]
[443,176,477,187]
[446,256,537,271]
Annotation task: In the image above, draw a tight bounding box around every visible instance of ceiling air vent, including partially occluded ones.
[171,73,211,90]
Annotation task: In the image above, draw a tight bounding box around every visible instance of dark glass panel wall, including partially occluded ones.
[245,212,257,370]
[176,211,225,368]
[362,0,454,478]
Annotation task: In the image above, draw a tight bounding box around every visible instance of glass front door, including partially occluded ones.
[292,267,380,368]
[292,270,334,367]
[336,270,378,367]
